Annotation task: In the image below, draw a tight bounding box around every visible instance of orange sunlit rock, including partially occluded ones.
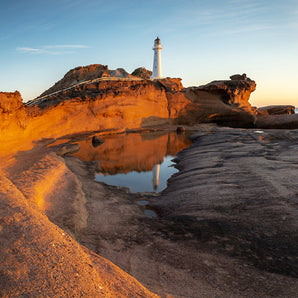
[0,69,258,297]
[0,170,158,297]
[0,73,257,166]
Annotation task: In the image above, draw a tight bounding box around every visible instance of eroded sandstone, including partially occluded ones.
[0,157,158,297]
[11,125,297,297]
[0,70,258,164]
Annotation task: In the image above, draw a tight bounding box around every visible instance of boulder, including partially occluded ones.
[230,73,247,80]
[92,136,104,147]
[0,91,23,112]
[156,77,184,92]
[0,91,27,131]
[110,68,135,78]
[257,105,295,116]
[131,67,152,80]
[176,126,185,134]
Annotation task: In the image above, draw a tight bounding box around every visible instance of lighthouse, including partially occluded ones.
[150,37,162,79]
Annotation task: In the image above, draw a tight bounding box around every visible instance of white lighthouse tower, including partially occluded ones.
[150,37,162,79]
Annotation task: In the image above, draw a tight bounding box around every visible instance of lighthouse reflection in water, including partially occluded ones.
[96,157,175,193]
[71,131,192,193]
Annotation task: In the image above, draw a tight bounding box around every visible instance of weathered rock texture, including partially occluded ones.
[131,67,152,79]
[257,105,296,115]
[0,91,27,129]
[148,126,298,296]
[0,67,258,163]
[256,114,298,129]
[40,64,137,97]
[168,74,256,127]
[21,126,298,297]
[0,92,28,165]
[0,152,158,297]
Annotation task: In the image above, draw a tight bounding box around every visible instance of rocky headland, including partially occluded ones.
[0,66,259,161]
[1,64,298,297]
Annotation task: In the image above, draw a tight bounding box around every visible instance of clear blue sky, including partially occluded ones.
[1,0,298,107]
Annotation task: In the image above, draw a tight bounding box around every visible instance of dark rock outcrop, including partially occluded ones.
[176,126,185,134]
[152,126,298,296]
[230,73,247,80]
[257,105,295,116]
[255,114,298,129]
[209,110,255,128]
[131,67,152,79]
[92,136,104,147]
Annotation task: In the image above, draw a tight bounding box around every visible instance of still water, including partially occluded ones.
[96,156,176,193]
[72,131,192,193]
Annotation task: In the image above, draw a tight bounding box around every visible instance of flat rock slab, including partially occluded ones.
[154,126,298,295]
[257,105,295,115]
[256,114,298,129]
[57,125,298,297]
[10,125,298,297]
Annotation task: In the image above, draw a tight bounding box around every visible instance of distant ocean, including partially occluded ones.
[296,108,298,114]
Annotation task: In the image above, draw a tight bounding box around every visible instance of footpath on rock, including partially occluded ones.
[1,64,298,297]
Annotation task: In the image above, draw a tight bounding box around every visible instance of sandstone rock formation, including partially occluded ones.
[197,73,256,110]
[131,67,152,79]
[0,91,23,111]
[40,64,138,97]
[0,66,260,165]
[0,91,27,129]
[0,92,28,163]
[156,77,183,92]
[2,66,298,296]
[0,152,158,297]
[167,74,256,127]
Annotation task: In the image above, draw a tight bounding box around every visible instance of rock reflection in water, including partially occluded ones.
[72,131,192,193]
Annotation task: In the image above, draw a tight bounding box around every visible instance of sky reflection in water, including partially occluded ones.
[96,155,177,193]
